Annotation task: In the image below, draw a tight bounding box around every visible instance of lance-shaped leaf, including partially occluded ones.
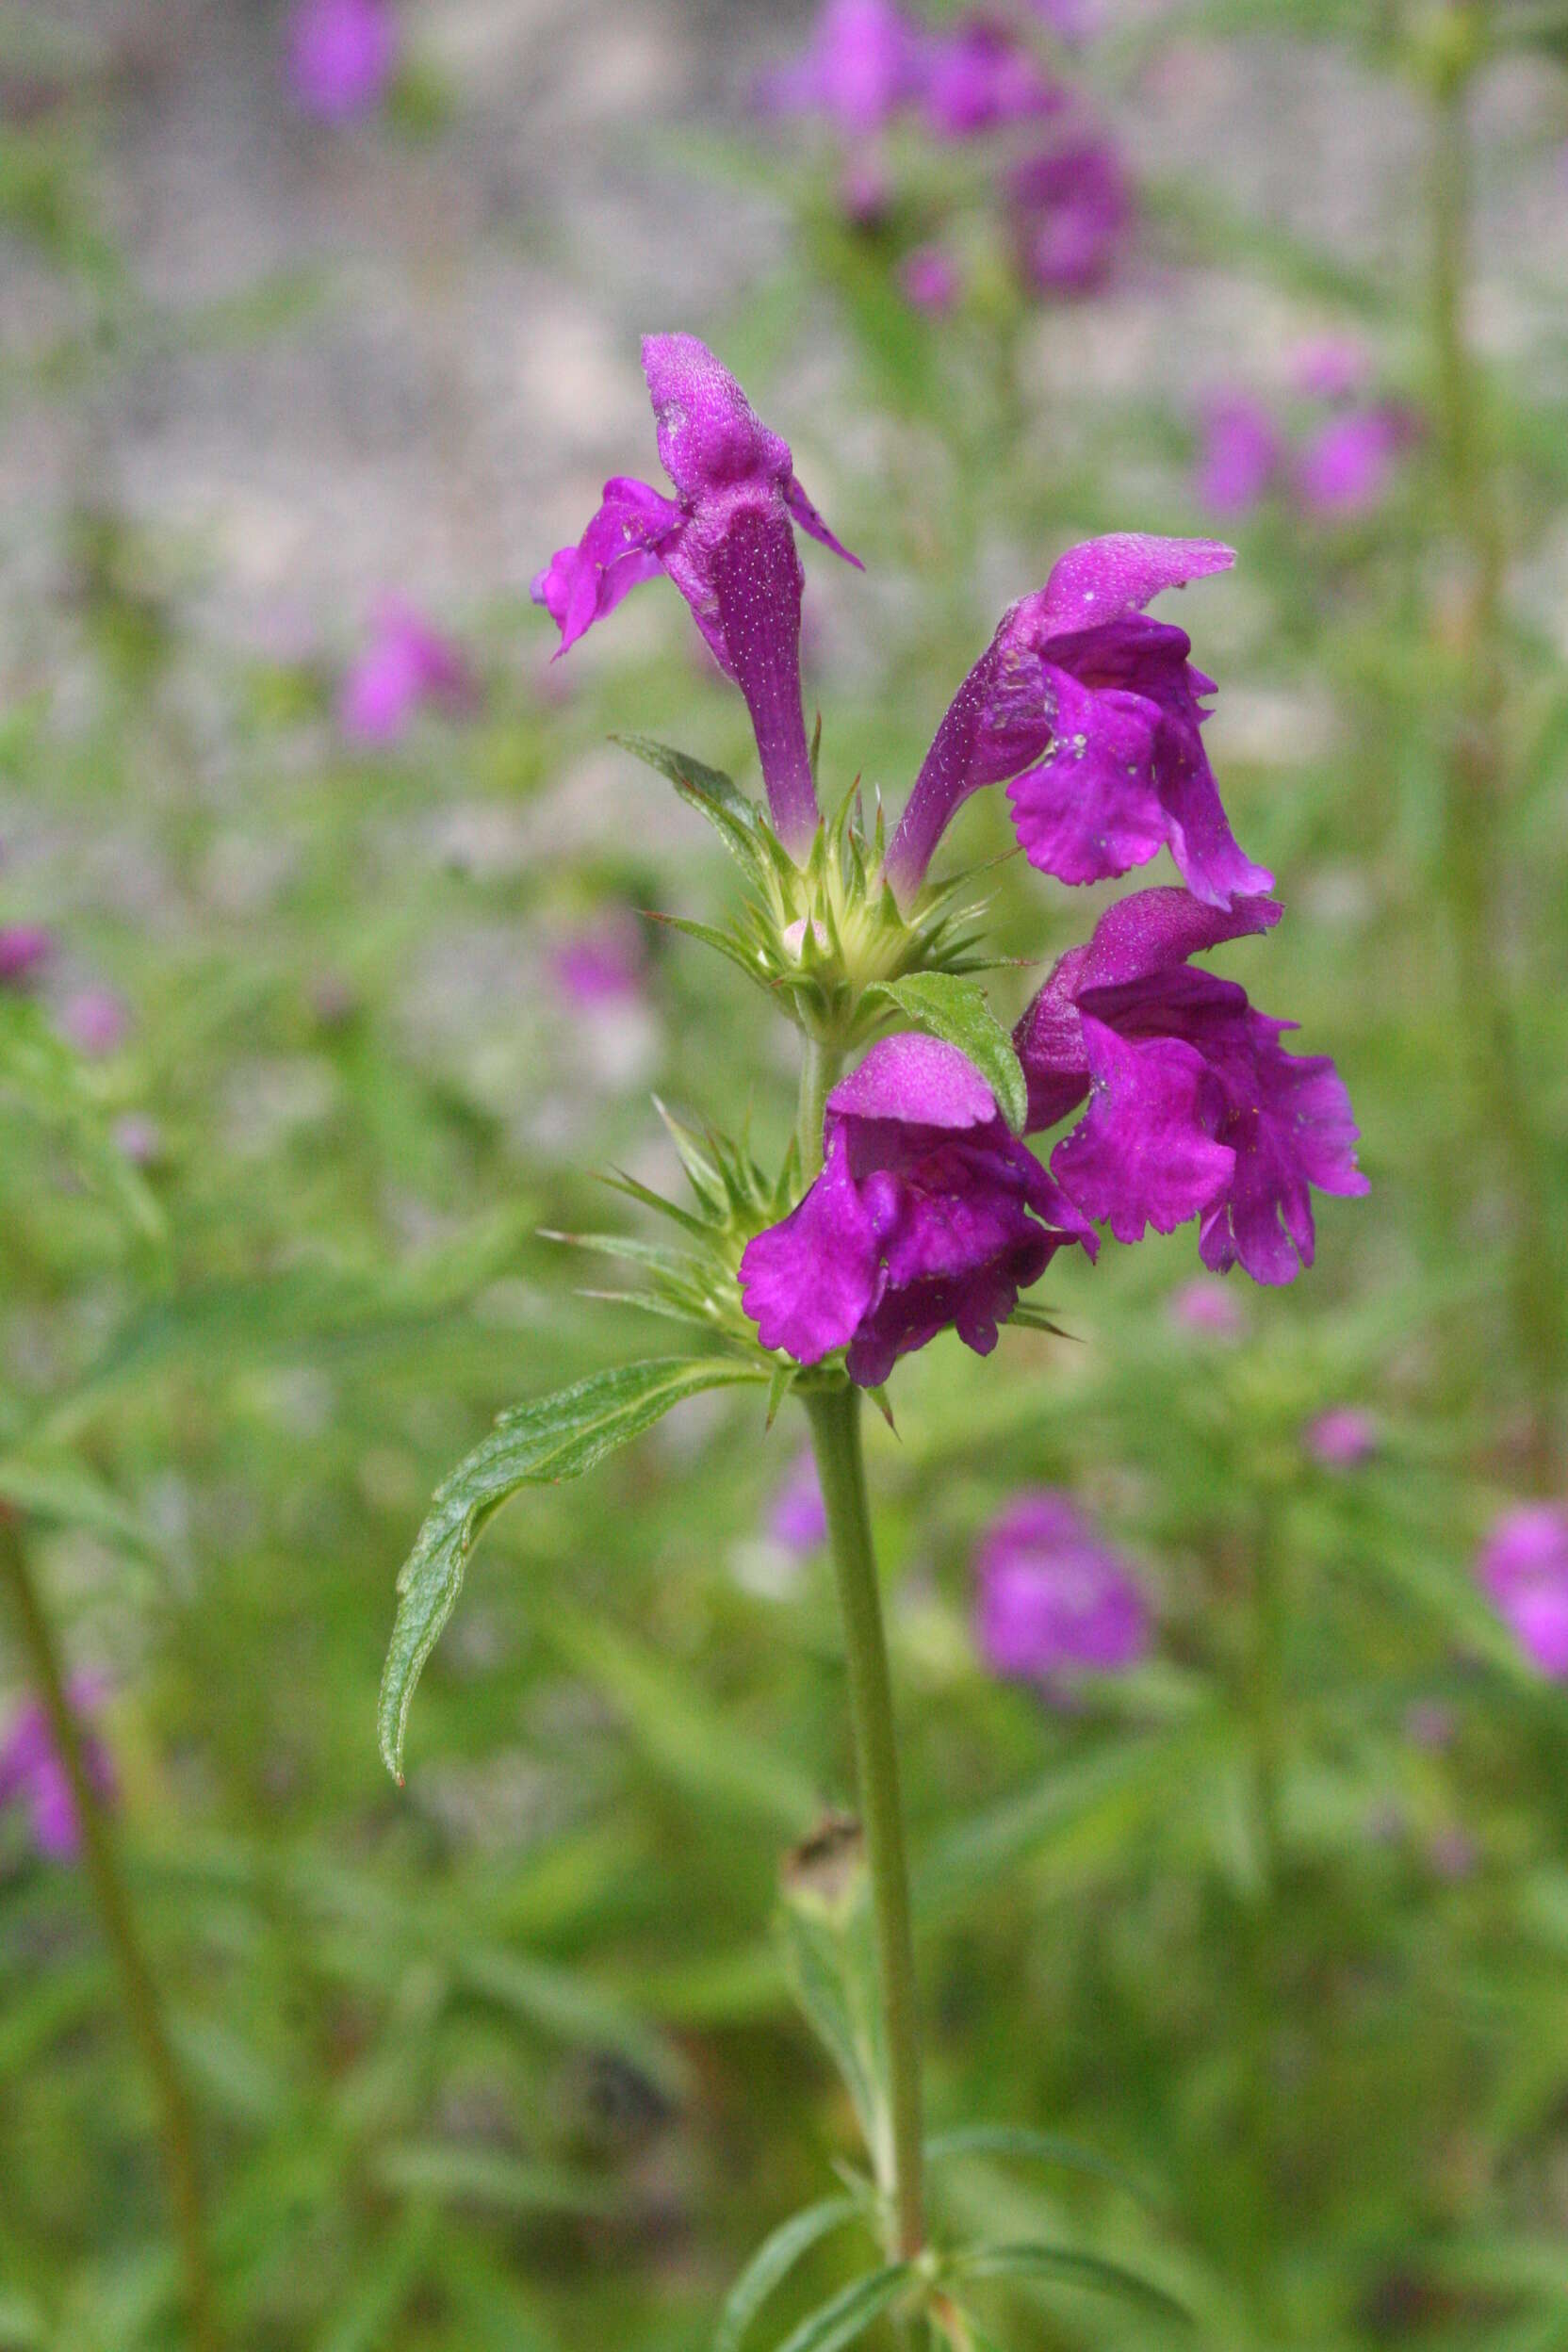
[713,2197,866,2352]
[865,972,1028,1135]
[949,2242,1192,2325]
[612,734,768,880]
[378,1357,766,1780]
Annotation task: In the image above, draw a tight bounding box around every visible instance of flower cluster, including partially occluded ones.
[759,0,1130,306]
[534,337,1365,1390]
[1196,339,1419,525]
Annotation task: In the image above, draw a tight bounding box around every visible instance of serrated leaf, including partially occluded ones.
[866,974,1027,1135]
[773,2264,913,2352]
[713,2197,865,2352]
[378,1358,765,1779]
[951,2242,1191,2323]
[612,733,766,877]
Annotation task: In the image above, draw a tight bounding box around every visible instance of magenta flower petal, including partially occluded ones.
[531,478,683,658]
[1015,886,1364,1285]
[1304,1405,1379,1468]
[340,602,474,744]
[739,1035,1092,1385]
[711,506,818,857]
[899,244,962,313]
[769,1451,829,1552]
[1296,406,1413,518]
[1051,1020,1236,1243]
[974,1491,1149,1687]
[0,1676,113,1866]
[739,1133,881,1364]
[884,534,1258,908]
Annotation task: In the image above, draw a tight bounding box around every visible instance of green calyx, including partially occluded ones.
[613,730,1004,1052]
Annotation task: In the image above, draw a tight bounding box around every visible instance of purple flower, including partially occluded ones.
[1005,136,1131,296]
[340,602,475,745]
[900,243,962,314]
[973,1491,1148,1688]
[1290,335,1369,402]
[0,1675,114,1863]
[1013,885,1368,1283]
[883,532,1269,911]
[531,335,860,859]
[739,1033,1094,1386]
[1195,391,1281,518]
[1304,1405,1378,1469]
[758,0,926,140]
[547,913,647,1012]
[769,1451,828,1553]
[1168,1276,1247,1340]
[1478,1504,1568,1678]
[58,987,129,1058]
[1296,405,1414,519]
[921,16,1067,137]
[286,0,396,122]
[0,925,53,986]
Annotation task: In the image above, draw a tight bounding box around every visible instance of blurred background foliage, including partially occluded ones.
[3,1,1568,2347]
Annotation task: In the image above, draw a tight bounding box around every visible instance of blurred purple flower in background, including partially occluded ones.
[1005,136,1131,294]
[1296,405,1415,519]
[1015,887,1367,1283]
[740,1033,1094,1385]
[769,1452,828,1553]
[1305,1406,1379,1469]
[532,335,859,857]
[974,1491,1149,1689]
[547,912,647,1014]
[1290,335,1370,401]
[0,926,53,987]
[339,602,475,745]
[58,987,130,1058]
[0,1675,114,1863]
[1168,1276,1248,1340]
[757,0,925,139]
[899,243,962,312]
[1478,1504,1568,1678]
[1195,391,1281,517]
[922,16,1066,136]
[287,0,397,122]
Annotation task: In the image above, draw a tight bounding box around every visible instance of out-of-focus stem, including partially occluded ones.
[1429,38,1562,1482]
[796,1035,841,1182]
[803,1382,926,2267]
[0,1511,220,2352]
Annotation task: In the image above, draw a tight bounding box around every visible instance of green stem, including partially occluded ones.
[803,1383,925,2264]
[1429,44,1563,1482]
[796,1034,841,1183]
[0,1511,220,2352]
[1236,1501,1285,2332]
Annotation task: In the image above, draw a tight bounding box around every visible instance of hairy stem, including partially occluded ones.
[0,1511,220,2352]
[1429,44,1562,1480]
[803,1383,926,2264]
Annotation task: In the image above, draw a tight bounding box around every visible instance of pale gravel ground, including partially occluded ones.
[3,2,1565,664]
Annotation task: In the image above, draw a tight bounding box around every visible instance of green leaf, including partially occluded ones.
[713,2197,865,2352]
[0,1452,159,1559]
[375,2143,618,2218]
[772,2264,913,2352]
[952,2243,1192,2322]
[540,1603,818,1831]
[378,1358,765,1780]
[865,974,1027,1135]
[926,2125,1159,2208]
[612,734,766,877]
